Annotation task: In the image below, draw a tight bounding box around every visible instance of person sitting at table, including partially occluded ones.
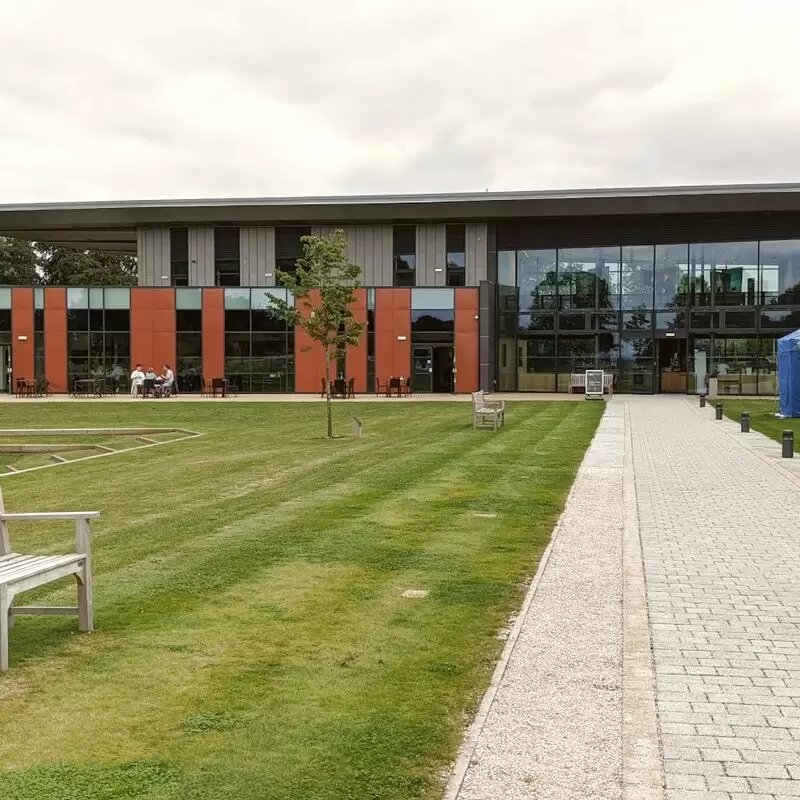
[161,363,175,397]
[143,366,158,398]
[130,364,144,398]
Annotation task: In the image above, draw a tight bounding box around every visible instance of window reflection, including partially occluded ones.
[558,247,620,310]
[760,240,800,305]
[655,244,689,308]
[518,250,557,311]
[690,242,758,307]
[621,245,654,311]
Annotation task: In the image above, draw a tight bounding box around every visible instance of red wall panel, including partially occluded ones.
[455,288,480,393]
[131,288,176,373]
[294,289,329,393]
[348,288,368,393]
[44,288,68,392]
[11,288,34,385]
[202,288,225,380]
[375,288,411,382]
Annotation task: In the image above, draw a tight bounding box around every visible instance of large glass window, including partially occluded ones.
[176,308,202,392]
[498,250,516,286]
[621,245,654,311]
[760,240,800,305]
[518,249,557,311]
[558,247,620,310]
[67,288,130,389]
[367,289,375,393]
[689,242,758,307]
[655,244,689,308]
[517,337,556,391]
[224,289,293,392]
[275,227,310,278]
[713,336,759,395]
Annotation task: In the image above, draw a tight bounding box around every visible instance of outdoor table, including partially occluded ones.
[387,377,402,397]
[72,379,97,398]
[211,378,228,398]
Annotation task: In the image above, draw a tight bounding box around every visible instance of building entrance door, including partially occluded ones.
[413,346,455,393]
[0,346,10,393]
[657,337,688,393]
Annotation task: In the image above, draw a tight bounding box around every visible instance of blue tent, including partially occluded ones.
[778,329,800,417]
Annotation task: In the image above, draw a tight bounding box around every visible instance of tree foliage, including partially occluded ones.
[266,230,363,439]
[0,237,137,285]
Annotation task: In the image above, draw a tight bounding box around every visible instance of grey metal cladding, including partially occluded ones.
[416,224,446,286]
[341,225,393,286]
[136,226,170,286]
[188,228,214,286]
[240,227,275,287]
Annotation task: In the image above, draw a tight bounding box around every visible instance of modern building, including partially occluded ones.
[2,183,800,395]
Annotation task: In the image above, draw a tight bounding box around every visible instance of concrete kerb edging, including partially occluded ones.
[0,427,204,479]
[621,401,665,799]
[441,403,614,800]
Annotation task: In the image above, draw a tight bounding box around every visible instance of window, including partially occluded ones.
[621,246,654,311]
[393,225,416,286]
[34,288,44,380]
[224,288,293,392]
[558,247,620,311]
[67,288,130,389]
[518,250,557,310]
[446,224,466,287]
[275,227,310,278]
[689,242,758,307]
[214,227,240,287]
[367,290,375,392]
[655,244,689,308]
[170,228,189,287]
[760,240,800,305]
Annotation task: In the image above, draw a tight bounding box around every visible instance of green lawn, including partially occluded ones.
[717,398,800,442]
[0,401,602,800]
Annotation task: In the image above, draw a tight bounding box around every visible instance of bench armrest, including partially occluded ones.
[0,512,100,521]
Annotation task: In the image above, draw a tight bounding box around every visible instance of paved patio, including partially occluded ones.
[446,395,800,800]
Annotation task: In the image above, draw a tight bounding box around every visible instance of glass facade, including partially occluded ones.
[224,288,295,393]
[66,287,131,389]
[500,240,794,395]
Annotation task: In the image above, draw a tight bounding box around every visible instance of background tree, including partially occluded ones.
[0,237,40,284]
[266,230,363,439]
[38,246,137,285]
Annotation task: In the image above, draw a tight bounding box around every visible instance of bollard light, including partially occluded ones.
[700,394,706,408]
[783,430,794,459]
[715,403,723,420]
[740,411,750,433]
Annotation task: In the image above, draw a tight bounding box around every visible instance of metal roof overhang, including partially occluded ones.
[2,182,800,253]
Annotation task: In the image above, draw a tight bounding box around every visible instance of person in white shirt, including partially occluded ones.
[130,364,145,398]
[162,364,175,397]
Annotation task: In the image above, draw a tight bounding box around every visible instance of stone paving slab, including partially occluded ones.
[632,395,800,800]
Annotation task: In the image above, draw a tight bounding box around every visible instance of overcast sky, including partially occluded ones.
[1,0,799,202]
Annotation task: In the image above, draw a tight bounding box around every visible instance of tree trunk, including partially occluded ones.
[324,348,333,439]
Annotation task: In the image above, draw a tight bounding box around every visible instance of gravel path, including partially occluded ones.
[446,403,625,800]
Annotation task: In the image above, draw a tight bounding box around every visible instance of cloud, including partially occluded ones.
[0,0,799,201]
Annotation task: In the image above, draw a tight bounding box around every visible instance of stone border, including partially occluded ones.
[621,401,664,799]
[0,427,203,478]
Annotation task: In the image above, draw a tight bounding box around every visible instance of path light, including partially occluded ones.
[740,412,750,433]
[699,394,706,408]
[783,430,794,459]
[715,403,723,420]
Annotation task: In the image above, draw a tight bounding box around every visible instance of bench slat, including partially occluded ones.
[0,554,83,585]
[0,512,100,521]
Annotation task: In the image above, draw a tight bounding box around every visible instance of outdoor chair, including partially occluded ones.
[334,378,346,398]
[375,378,387,396]
[141,378,155,398]
[0,484,99,670]
[347,377,355,398]
[388,377,401,397]
[472,390,506,431]
[320,377,327,398]
[405,376,413,396]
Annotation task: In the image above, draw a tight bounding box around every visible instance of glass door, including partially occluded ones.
[0,346,10,393]
[412,347,433,393]
[432,346,455,392]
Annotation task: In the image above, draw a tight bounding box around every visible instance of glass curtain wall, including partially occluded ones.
[34,287,44,380]
[503,239,792,395]
[67,288,130,390]
[224,288,294,393]
[176,288,203,392]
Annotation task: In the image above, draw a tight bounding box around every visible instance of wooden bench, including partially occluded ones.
[0,487,99,671]
[570,372,614,397]
[472,390,506,431]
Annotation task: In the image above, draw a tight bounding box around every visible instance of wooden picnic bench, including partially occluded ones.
[0,486,99,671]
[472,390,506,431]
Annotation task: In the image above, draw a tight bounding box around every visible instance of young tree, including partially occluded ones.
[266,230,363,439]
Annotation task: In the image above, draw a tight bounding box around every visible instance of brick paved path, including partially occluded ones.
[632,396,800,799]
